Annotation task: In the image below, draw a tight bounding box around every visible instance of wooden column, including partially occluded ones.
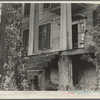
[28,4,39,55]
[58,52,73,90]
[60,3,72,50]
[34,4,39,53]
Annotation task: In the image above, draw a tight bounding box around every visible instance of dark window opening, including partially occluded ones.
[93,10,97,27]
[43,3,60,11]
[39,23,51,50]
[43,4,50,10]
[34,75,39,90]
[72,24,78,49]
[24,3,30,17]
[23,29,29,51]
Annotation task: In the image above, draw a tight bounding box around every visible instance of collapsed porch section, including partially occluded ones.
[22,3,99,90]
[25,51,97,91]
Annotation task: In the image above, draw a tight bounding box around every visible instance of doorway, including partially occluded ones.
[72,24,78,49]
[72,54,96,90]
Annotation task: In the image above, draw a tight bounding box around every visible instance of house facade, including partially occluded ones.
[1,3,100,91]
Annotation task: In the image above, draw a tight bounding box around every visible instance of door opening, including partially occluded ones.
[72,24,78,49]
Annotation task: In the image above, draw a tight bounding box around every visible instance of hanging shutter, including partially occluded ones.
[93,10,97,27]
[46,23,50,49]
[39,25,43,50]
[24,3,30,17]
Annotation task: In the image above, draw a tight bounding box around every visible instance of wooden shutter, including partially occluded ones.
[46,23,50,49]
[93,10,97,27]
[24,3,30,17]
[23,29,29,51]
[39,23,51,50]
[39,25,43,50]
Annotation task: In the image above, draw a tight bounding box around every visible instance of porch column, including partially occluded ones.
[60,3,72,50]
[58,51,73,90]
[28,4,39,55]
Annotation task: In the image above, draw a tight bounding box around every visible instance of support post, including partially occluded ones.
[28,4,39,55]
[58,52,73,90]
[60,3,72,50]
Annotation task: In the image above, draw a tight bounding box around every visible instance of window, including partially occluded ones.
[39,23,51,50]
[93,10,97,27]
[23,29,29,51]
[43,4,50,10]
[72,19,86,49]
[43,3,60,11]
[24,3,30,17]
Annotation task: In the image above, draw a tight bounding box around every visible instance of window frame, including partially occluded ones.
[38,22,51,50]
[72,19,86,49]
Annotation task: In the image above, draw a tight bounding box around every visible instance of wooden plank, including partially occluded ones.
[26,60,50,67]
[29,51,59,59]
[60,48,93,56]
[26,62,48,70]
[27,55,56,63]
[26,58,51,65]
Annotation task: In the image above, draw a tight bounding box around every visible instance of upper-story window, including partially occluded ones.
[38,23,51,50]
[43,3,60,11]
[93,9,97,27]
[24,3,30,17]
[23,29,29,52]
[43,4,50,10]
[72,18,86,49]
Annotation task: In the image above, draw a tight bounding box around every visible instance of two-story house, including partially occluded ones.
[21,3,100,91]
[1,3,100,91]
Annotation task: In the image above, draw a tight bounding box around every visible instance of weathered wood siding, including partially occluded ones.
[38,4,60,53]
[73,4,98,48]
[21,4,99,55]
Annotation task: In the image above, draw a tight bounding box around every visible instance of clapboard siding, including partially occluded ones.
[38,4,61,53]
[73,4,98,48]
[21,4,98,55]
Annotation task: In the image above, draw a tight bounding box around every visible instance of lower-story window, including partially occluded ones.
[38,23,51,50]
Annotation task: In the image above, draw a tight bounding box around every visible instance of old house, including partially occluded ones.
[1,3,100,91]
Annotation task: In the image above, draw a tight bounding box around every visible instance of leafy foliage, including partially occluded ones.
[0,4,30,90]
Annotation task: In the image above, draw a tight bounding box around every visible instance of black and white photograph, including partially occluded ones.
[0,1,100,98]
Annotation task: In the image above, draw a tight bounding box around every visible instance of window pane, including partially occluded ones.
[24,3,30,17]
